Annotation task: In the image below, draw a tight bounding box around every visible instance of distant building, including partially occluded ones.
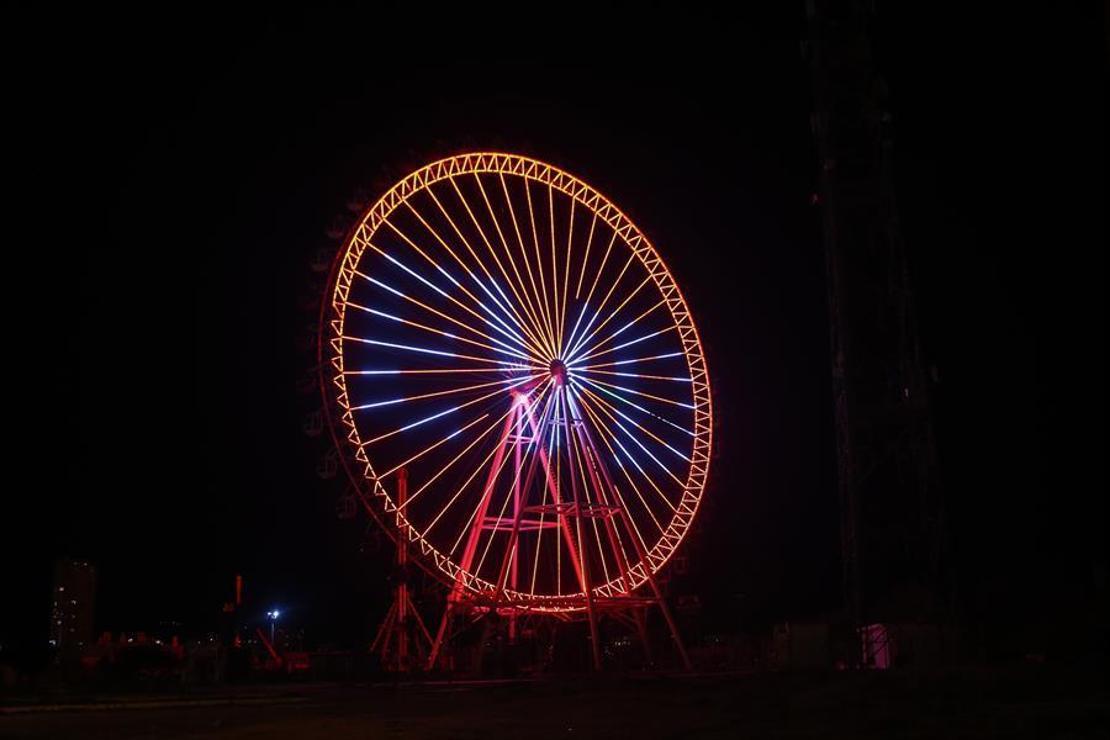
[50,558,96,653]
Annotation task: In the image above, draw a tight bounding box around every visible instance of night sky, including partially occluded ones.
[4,6,1104,660]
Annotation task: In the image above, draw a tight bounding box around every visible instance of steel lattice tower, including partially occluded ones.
[806,0,947,657]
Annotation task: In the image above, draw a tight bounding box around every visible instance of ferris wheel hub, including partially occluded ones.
[548,359,567,386]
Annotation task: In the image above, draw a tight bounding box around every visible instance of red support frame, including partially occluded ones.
[426,383,691,672]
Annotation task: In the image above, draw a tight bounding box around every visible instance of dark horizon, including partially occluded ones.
[3,5,1104,667]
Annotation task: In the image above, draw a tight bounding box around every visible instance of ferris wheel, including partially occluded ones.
[322,153,712,667]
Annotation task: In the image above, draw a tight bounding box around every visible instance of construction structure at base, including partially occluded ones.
[425,383,691,672]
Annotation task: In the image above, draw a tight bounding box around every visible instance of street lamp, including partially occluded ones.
[267,609,280,643]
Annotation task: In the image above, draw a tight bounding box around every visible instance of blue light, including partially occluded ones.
[349,303,537,363]
[569,326,673,365]
[575,375,695,437]
[345,336,465,359]
[568,352,683,370]
[357,269,535,357]
[569,383,685,484]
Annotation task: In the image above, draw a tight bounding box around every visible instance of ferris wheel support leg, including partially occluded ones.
[458,412,517,575]
[648,576,690,671]
[619,510,692,671]
[509,414,524,643]
[428,411,518,672]
[520,393,589,591]
[397,593,409,669]
[569,405,689,671]
[492,398,563,628]
[559,399,603,671]
[427,576,471,672]
[572,505,601,672]
[426,601,452,671]
[372,599,396,653]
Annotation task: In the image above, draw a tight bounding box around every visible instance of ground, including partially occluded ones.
[2,668,1107,739]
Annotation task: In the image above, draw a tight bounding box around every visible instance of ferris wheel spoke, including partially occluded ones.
[445,386,554,556]
[573,383,687,491]
[342,335,534,368]
[529,405,558,596]
[569,389,662,549]
[420,386,546,558]
[401,198,541,353]
[418,187,553,360]
[603,468,653,567]
[574,417,633,589]
[571,394,673,557]
[472,428,532,585]
[360,376,538,447]
[350,374,540,412]
[472,174,557,356]
[539,387,573,595]
[576,368,691,383]
[360,238,541,360]
[439,434,518,552]
[440,176,551,357]
[422,418,513,544]
[572,381,691,464]
[567,325,677,366]
[559,193,575,356]
[572,351,685,370]
[344,367,542,376]
[474,385,560,579]
[353,268,537,361]
[565,278,658,363]
[564,269,651,362]
[563,249,636,361]
[577,386,688,494]
[575,373,695,413]
[575,212,599,300]
[547,182,563,357]
[563,229,619,358]
[447,176,556,359]
[573,373,694,437]
[379,215,544,360]
[563,392,613,587]
[400,401,521,513]
[526,177,563,357]
[505,174,558,356]
[377,412,491,480]
[347,302,536,364]
[473,443,526,580]
[533,391,565,596]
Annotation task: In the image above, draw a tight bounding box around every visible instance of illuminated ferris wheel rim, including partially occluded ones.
[325,152,713,606]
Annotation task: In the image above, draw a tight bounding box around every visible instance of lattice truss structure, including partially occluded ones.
[322,153,712,618]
